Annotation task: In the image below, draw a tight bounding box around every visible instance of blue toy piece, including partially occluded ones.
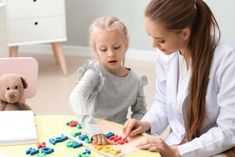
[56,134,68,142]
[105,132,115,138]
[40,147,54,154]
[77,149,91,157]
[49,138,57,145]
[82,149,91,154]
[49,134,68,145]
[25,147,39,155]
[72,141,83,148]
[78,134,88,141]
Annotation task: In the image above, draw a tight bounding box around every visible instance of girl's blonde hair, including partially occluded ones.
[89,17,129,52]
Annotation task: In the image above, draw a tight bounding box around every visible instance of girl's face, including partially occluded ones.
[94,30,127,73]
[144,17,189,55]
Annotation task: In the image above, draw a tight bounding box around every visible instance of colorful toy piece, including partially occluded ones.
[84,138,91,144]
[110,149,121,156]
[93,145,103,151]
[40,147,54,154]
[26,147,39,155]
[107,133,128,145]
[94,145,121,156]
[77,134,91,143]
[37,142,46,149]
[77,124,82,129]
[105,132,115,138]
[79,134,87,141]
[77,153,90,157]
[77,148,91,157]
[37,153,46,157]
[83,149,91,155]
[71,131,82,137]
[66,120,79,127]
[66,140,83,148]
[49,134,68,145]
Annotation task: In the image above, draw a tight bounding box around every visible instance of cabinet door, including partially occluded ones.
[8,16,66,45]
[7,0,65,19]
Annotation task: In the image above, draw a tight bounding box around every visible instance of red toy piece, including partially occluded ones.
[67,120,79,127]
[37,142,46,149]
[108,134,128,144]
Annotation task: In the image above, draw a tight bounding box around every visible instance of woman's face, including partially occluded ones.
[144,17,189,55]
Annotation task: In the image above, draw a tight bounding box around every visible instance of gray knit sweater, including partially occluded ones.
[69,61,147,137]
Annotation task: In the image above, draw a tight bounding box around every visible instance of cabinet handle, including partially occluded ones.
[34,22,38,25]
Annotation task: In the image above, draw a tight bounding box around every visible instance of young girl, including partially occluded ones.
[123,0,235,156]
[70,17,147,145]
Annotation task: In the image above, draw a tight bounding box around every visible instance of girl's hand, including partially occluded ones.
[137,136,180,157]
[91,134,116,145]
[123,119,151,137]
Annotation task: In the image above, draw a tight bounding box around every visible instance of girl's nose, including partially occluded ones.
[107,50,115,57]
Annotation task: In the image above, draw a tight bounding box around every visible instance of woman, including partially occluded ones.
[123,0,235,156]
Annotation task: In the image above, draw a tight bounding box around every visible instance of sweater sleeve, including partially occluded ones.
[131,75,147,120]
[69,62,103,137]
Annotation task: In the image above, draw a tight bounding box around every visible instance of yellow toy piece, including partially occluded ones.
[93,145,121,156]
[94,145,103,151]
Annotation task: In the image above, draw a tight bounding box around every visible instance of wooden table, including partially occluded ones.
[0,115,161,157]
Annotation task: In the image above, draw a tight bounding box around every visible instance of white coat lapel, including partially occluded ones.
[165,53,179,106]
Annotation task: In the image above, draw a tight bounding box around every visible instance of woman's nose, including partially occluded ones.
[152,41,161,49]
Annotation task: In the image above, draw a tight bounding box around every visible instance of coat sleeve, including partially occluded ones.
[142,52,170,135]
[131,75,147,120]
[69,68,102,137]
[178,47,235,157]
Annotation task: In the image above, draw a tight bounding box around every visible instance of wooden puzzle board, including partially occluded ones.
[74,120,146,157]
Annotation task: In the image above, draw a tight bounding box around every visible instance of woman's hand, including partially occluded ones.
[137,136,180,157]
[91,134,116,145]
[123,119,151,137]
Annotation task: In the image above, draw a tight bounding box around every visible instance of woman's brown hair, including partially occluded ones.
[145,0,220,140]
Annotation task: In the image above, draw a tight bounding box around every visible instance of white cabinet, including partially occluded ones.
[0,3,8,57]
[7,0,64,19]
[6,0,67,45]
[5,0,68,75]
[8,16,66,44]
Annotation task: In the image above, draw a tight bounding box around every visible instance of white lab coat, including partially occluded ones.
[142,42,235,157]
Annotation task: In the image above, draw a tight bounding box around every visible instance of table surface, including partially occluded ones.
[0,115,161,157]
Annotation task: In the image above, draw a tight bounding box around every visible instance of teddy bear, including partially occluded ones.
[0,73,31,111]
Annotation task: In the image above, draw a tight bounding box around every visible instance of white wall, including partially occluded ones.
[64,0,151,50]
[206,0,235,45]
[64,0,235,51]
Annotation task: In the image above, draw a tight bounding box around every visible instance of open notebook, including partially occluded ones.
[0,110,37,145]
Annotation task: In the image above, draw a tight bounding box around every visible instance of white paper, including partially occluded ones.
[0,110,37,145]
